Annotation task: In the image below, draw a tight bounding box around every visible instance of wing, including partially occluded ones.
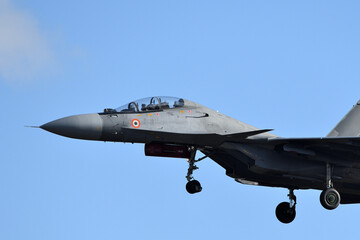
[202,136,360,203]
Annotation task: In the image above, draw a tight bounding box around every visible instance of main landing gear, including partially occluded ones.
[276,189,297,224]
[275,163,341,224]
[185,146,207,194]
[320,163,341,210]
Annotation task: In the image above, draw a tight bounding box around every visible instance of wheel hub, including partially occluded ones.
[326,192,339,205]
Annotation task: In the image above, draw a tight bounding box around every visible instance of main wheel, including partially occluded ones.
[186,180,202,194]
[320,188,341,210]
[275,202,296,224]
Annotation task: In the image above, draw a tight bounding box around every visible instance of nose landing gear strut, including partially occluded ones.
[185,146,207,194]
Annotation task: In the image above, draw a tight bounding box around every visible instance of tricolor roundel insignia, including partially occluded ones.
[131,119,141,128]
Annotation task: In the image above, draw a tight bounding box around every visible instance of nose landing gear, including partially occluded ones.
[185,146,207,194]
[276,189,297,224]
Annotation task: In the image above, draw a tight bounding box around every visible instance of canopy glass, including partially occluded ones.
[115,96,185,113]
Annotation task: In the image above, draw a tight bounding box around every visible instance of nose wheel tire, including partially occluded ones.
[186,180,202,194]
[275,202,296,224]
[320,188,341,210]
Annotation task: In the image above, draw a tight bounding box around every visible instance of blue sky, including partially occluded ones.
[2,0,360,239]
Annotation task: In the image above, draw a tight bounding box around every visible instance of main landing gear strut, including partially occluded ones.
[320,163,341,210]
[276,189,297,224]
[185,146,207,194]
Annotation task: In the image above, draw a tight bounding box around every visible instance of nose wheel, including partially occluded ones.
[185,146,207,194]
[276,189,296,224]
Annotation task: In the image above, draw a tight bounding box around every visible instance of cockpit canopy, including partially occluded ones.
[115,96,185,113]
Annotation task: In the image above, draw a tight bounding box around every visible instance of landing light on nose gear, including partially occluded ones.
[185,146,208,194]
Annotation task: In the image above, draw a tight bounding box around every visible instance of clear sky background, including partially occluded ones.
[1,0,360,239]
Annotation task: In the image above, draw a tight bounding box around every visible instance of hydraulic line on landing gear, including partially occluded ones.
[186,146,198,182]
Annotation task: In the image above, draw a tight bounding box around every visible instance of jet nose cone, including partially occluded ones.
[41,113,103,140]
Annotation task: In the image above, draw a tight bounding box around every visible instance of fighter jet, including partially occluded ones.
[39,96,360,224]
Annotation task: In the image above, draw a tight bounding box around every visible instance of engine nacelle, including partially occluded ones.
[283,144,315,156]
[145,143,191,158]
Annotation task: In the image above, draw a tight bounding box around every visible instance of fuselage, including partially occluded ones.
[41,98,276,144]
[40,96,360,200]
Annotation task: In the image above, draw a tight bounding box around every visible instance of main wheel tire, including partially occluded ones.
[275,202,296,224]
[186,180,202,194]
[320,188,341,210]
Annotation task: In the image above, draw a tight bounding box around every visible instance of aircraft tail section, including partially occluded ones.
[327,100,360,137]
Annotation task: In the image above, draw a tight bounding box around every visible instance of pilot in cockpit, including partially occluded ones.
[174,98,184,107]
